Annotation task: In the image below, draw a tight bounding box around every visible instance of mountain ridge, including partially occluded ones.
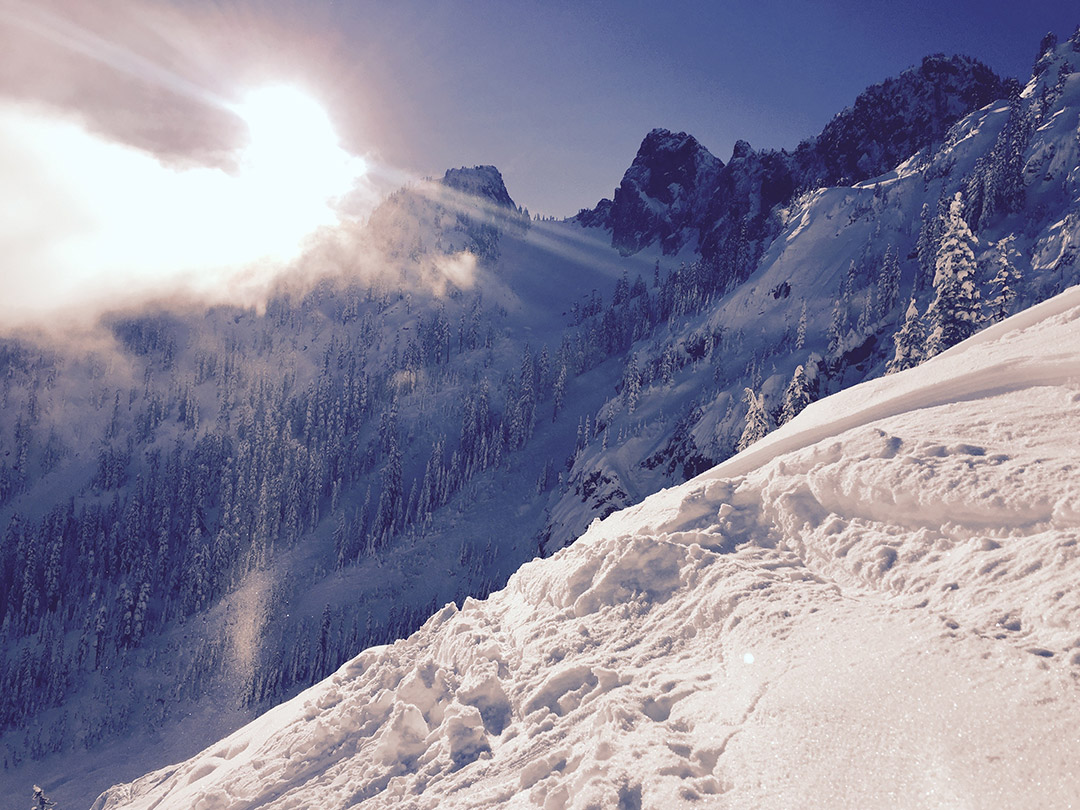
[578,52,1010,276]
[3,27,1079,808]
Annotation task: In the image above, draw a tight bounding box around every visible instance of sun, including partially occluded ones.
[231,85,367,205]
[235,86,337,162]
[0,85,374,324]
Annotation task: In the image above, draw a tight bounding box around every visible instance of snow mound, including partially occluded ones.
[96,287,1080,808]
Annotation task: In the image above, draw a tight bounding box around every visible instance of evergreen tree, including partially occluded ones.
[856,290,875,336]
[916,198,947,292]
[551,364,567,422]
[925,193,980,358]
[659,345,678,385]
[795,300,808,351]
[373,430,403,544]
[826,289,850,360]
[621,355,641,414]
[736,387,772,452]
[779,365,813,426]
[984,235,1023,323]
[887,298,925,374]
[966,87,1031,231]
[843,259,857,303]
[612,270,630,306]
[876,245,901,321]
[515,345,536,447]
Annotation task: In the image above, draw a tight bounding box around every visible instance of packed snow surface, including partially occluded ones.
[96,287,1080,808]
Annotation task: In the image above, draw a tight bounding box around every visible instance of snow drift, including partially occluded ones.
[94,285,1080,809]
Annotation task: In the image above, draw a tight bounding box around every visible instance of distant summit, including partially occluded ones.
[796,53,1009,188]
[596,129,723,256]
[441,165,517,210]
[579,53,1009,271]
[368,164,526,269]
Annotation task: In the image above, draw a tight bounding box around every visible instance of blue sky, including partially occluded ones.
[2,0,1077,219]
[320,0,1077,216]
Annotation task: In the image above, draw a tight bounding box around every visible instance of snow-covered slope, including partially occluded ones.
[94,285,1080,809]
[6,31,1080,806]
[0,166,666,807]
[542,29,1080,552]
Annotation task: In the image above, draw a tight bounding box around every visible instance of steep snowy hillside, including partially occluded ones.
[93,283,1080,810]
[0,166,663,805]
[4,28,1080,807]
[543,29,1080,551]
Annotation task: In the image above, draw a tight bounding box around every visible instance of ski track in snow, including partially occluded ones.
[90,284,1080,808]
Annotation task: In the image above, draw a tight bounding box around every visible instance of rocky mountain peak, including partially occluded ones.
[626,129,723,199]
[800,53,1009,187]
[730,139,753,161]
[441,165,517,209]
[580,53,1009,266]
[586,128,723,255]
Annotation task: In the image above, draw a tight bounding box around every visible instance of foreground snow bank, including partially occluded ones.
[96,288,1080,809]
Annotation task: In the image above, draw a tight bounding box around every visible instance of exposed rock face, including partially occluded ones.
[604,129,723,256]
[794,54,1009,188]
[578,54,1010,280]
[441,165,517,210]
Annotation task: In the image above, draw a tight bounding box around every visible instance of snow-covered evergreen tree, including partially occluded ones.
[778,365,813,426]
[887,298,925,374]
[965,87,1031,231]
[984,235,1023,323]
[516,344,537,446]
[876,245,901,321]
[373,430,404,545]
[925,193,980,358]
[856,290,875,336]
[621,355,641,414]
[551,364,567,422]
[795,300,807,350]
[826,284,851,359]
[916,197,948,292]
[736,387,772,452]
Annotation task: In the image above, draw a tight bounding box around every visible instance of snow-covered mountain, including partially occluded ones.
[367,165,530,271]
[577,53,1009,267]
[92,280,1080,810]
[0,165,653,805]
[542,28,1080,552]
[3,26,1080,808]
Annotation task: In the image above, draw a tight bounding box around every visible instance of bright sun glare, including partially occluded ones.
[236,86,336,159]
[232,85,366,205]
[0,85,369,325]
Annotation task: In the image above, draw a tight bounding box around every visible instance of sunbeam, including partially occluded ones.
[0,0,233,113]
